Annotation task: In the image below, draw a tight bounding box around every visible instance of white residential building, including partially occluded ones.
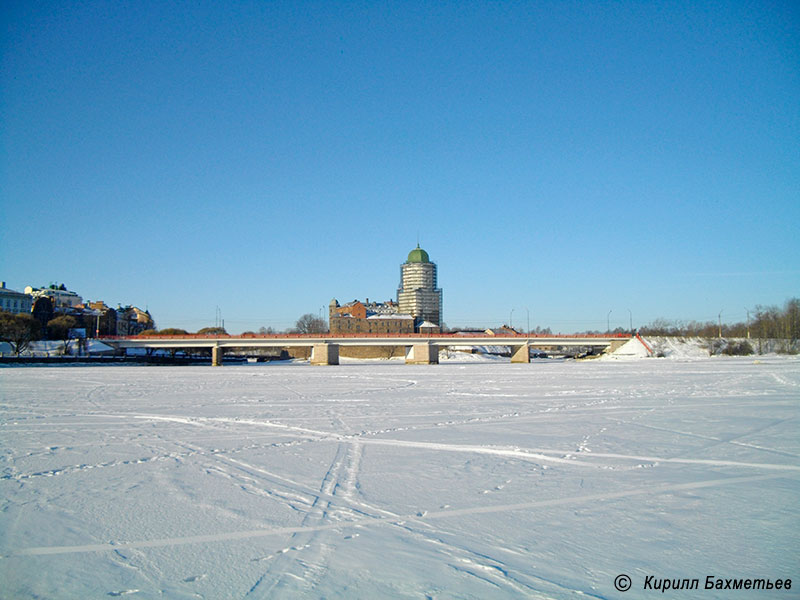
[0,283,33,315]
[24,285,83,309]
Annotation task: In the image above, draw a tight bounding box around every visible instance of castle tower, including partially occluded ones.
[397,245,442,327]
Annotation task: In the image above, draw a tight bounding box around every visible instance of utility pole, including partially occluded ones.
[718,309,723,339]
[745,308,751,339]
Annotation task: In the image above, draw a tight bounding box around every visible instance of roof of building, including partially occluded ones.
[341,300,364,308]
[335,313,413,320]
[406,244,430,263]
[485,326,520,335]
[0,285,28,297]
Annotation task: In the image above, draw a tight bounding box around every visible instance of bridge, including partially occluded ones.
[101,333,631,365]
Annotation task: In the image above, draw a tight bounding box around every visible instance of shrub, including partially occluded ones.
[705,339,725,356]
[722,341,754,356]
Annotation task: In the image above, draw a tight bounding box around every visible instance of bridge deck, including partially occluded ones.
[101,333,630,349]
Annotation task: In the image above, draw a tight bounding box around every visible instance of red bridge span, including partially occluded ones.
[100,333,632,366]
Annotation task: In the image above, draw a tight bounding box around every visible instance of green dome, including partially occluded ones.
[407,245,430,263]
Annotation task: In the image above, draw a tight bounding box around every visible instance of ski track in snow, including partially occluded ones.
[4,473,790,558]
[81,411,800,474]
[34,415,800,479]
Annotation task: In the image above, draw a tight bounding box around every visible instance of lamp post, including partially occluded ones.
[607,310,612,334]
[745,308,751,339]
[510,308,515,330]
[718,309,723,339]
[628,309,632,335]
[526,307,530,334]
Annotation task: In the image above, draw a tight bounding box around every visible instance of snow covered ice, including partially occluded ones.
[1,356,798,599]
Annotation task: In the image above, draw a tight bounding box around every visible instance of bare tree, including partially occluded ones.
[47,315,78,354]
[293,314,327,334]
[640,298,799,354]
[0,311,42,355]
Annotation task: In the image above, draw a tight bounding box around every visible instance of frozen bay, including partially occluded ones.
[1,358,798,599]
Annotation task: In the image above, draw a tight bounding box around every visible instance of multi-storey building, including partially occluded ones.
[0,282,32,314]
[397,245,442,327]
[24,284,83,310]
[85,301,118,336]
[115,306,154,336]
[330,300,369,320]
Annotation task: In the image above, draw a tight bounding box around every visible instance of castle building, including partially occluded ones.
[397,245,442,327]
[329,245,442,334]
[328,299,414,334]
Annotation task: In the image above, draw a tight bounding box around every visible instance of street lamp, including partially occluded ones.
[628,309,632,334]
[607,310,612,334]
[510,308,515,330]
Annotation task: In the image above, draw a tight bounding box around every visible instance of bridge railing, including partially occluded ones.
[99,332,632,341]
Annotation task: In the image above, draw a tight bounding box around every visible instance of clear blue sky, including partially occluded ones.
[2,1,798,333]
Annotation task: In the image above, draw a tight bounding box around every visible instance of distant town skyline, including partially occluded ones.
[2,2,798,334]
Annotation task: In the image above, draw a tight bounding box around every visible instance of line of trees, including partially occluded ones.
[138,327,227,336]
[130,317,326,359]
[137,314,328,338]
[243,315,327,335]
[0,312,98,355]
[640,298,799,344]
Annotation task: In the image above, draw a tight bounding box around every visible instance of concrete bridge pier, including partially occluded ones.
[212,346,224,367]
[310,343,340,365]
[406,343,439,365]
[510,343,531,363]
